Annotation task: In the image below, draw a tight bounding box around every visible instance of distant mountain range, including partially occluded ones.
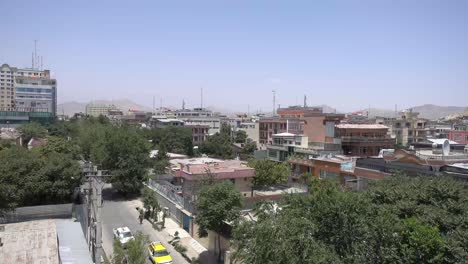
[350,104,468,120]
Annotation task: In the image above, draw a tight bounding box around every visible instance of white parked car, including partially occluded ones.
[113,226,134,247]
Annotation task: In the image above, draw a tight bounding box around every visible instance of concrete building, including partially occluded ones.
[336,124,395,157]
[237,122,259,144]
[176,108,221,135]
[0,64,16,109]
[152,118,185,128]
[1,63,57,117]
[85,103,120,117]
[186,125,210,145]
[259,118,305,145]
[448,130,468,145]
[169,157,255,198]
[376,110,436,146]
[277,106,323,118]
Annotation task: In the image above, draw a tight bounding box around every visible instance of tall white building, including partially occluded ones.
[0,63,57,116]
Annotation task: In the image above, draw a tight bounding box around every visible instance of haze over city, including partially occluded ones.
[1,0,467,112]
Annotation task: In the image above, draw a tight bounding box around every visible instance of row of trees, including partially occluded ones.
[229,175,468,263]
[199,123,257,160]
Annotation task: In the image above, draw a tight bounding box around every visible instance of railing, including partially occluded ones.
[340,136,393,143]
[415,151,468,161]
[147,180,185,208]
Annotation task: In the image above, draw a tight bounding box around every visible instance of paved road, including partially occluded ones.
[101,186,189,264]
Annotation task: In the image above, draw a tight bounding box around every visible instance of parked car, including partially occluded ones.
[148,241,173,264]
[113,226,134,247]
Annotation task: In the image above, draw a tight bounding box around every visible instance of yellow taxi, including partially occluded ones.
[148,241,173,264]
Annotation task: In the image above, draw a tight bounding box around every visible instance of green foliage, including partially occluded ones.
[0,146,82,211]
[232,175,468,264]
[142,187,160,221]
[19,122,48,143]
[0,139,13,151]
[199,132,233,159]
[234,130,247,143]
[101,126,151,194]
[239,141,257,160]
[111,231,149,264]
[196,181,243,237]
[142,126,193,154]
[249,160,290,188]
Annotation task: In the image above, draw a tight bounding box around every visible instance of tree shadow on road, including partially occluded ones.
[102,186,140,202]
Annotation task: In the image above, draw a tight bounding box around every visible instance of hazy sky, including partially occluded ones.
[1,0,467,112]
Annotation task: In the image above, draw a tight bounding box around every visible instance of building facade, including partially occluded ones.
[0,64,16,109]
[186,125,210,145]
[1,64,56,116]
[176,108,222,135]
[376,110,436,146]
[85,104,120,117]
[448,130,468,145]
[336,124,395,157]
[169,158,255,198]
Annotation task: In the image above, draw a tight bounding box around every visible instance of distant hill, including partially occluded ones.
[57,99,152,116]
[349,104,468,120]
[411,104,467,120]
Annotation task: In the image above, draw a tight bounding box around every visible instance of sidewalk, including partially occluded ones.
[131,199,216,264]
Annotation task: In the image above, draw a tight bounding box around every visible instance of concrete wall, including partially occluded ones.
[302,116,326,143]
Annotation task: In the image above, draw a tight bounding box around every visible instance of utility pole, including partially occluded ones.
[82,162,112,264]
[272,90,276,116]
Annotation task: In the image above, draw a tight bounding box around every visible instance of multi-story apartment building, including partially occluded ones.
[376,110,436,146]
[336,124,395,156]
[276,106,322,118]
[1,64,57,114]
[176,108,221,135]
[185,125,209,145]
[259,118,305,145]
[0,64,16,109]
[85,104,120,117]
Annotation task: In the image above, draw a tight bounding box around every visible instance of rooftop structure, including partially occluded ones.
[336,123,394,157]
[169,158,255,197]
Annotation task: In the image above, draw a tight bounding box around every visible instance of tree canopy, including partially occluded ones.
[249,160,291,188]
[232,175,468,264]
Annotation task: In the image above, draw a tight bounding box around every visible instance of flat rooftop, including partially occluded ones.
[0,220,59,264]
[336,124,389,129]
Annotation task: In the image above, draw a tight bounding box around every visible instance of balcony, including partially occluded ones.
[340,136,393,144]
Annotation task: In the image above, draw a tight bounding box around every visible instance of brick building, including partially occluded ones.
[336,124,395,156]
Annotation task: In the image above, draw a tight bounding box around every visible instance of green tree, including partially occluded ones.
[111,231,149,264]
[199,132,233,159]
[142,187,161,221]
[19,122,47,144]
[0,146,82,210]
[102,127,151,194]
[249,160,290,188]
[196,181,243,261]
[232,174,468,264]
[234,130,247,143]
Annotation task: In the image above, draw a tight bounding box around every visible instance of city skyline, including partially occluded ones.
[1,0,467,112]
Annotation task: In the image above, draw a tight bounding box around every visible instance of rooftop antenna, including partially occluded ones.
[272,90,276,116]
[182,99,185,110]
[34,40,37,69]
[40,56,43,71]
[152,96,155,114]
[31,52,34,69]
[395,104,398,118]
[200,87,204,109]
[304,95,307,108]
[248,104,250,116]
[160,97,163,111]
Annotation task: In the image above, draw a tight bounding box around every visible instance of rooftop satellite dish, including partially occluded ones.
[443,139,450,156]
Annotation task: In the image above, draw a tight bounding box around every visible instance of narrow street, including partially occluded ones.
[101,185,190,264]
